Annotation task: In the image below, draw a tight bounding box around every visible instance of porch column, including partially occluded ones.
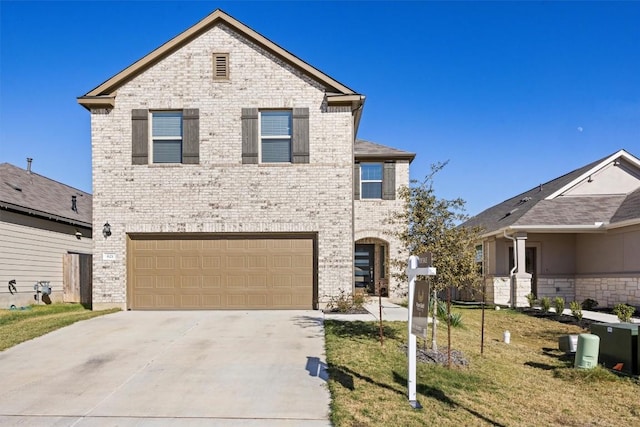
[512,232,532,308]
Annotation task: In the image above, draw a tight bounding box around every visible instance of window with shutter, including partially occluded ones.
[131,109,199,165]
[355,162,396,200]
[360,163,383,199]
[260,111,292,163]
[152,112,183,163]
[212,53,229,80]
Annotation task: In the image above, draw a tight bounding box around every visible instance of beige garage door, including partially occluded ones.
[127,235,314,310]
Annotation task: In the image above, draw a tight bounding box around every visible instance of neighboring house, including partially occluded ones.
[78,9,413,311]
[462,149,640,308]
[0,161,92,308]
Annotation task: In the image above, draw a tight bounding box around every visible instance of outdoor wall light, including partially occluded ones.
[103,222,112,238]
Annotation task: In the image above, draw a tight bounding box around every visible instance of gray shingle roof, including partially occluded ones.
[355,139,415,162]
[611,187,640,224]
[0,163,92,227]
[462,151,640,234]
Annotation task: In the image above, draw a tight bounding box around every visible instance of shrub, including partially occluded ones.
[526,293,537,308]
[569,301,583,321]
[581,298,598,310]
[540,297,551,313]
[613,303,635,323]
[325,289,367,313]
[436,300,464,327]
[554,296,565,316]
[352,292,367,310]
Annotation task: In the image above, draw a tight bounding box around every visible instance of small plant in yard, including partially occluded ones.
[436,300,464,327]
[352,292,367,310]
[581,298,598,310]
[540,297,551,313]
[554,296,565,316]
[325,289,368,313]
[612,303,635,322]
[569,301,583,321]
[526,293,537,308]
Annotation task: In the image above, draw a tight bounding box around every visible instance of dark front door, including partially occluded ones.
[355,244,375,292]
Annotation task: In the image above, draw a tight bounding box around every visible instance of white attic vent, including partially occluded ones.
[213,53,229,80]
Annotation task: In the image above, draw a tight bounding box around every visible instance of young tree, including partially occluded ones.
[388,162,482,354]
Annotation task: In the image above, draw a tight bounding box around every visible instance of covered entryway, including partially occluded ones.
[127,234,316,310]
[354,238,388,296]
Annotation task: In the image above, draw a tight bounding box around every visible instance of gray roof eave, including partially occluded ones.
[0,201,92,229]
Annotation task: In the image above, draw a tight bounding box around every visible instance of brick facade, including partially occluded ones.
[90,23,356,309]
[354,161,410,298]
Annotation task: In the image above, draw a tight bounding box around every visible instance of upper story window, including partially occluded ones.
[241,107,308,165]
[131,108,199,165]
[360,163,383,199]
[260,111,292,163]
[354,161,396,200]
[152,112,183,163]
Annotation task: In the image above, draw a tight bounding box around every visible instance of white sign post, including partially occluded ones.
[406,254,436,409]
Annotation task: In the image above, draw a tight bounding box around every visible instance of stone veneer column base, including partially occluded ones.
[512,273,532,308]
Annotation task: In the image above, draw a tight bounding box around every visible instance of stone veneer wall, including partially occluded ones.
[536,277,575,303]
[575,276,640,308]
[90,23,355,309]
[354,161,410,299]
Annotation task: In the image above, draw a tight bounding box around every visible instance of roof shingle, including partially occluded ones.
[0,163,92,227]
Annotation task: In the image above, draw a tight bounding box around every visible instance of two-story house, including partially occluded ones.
[78,9,413,311]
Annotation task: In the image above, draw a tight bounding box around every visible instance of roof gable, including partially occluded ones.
[78,9,361,110]
[0,163,92,227]
[462,149,640,235]
[546,149,640,199]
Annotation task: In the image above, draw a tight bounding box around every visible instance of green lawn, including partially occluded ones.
[0,303,119,351]
[325,307,639,427]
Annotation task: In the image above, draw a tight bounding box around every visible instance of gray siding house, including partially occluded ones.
[0,162,92,308]
[78,9,413,311]
[463,149,640,308]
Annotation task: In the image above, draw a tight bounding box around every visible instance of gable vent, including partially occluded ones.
[213,53,229,80]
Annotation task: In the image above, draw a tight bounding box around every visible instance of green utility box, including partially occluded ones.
[574,334,600,369]
[590,323,638,375]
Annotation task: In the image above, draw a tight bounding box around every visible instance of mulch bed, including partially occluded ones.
[401,344,469,367]
[518,308,595,330]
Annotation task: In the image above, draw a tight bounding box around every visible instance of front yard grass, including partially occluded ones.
[0,303,119,351]
[325,307,640,427]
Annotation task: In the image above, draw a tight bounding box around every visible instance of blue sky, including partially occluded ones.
[1,1,639,216]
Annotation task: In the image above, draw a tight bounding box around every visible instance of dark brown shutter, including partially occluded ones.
[382,162,396,200]
[241,108,259,164]
[182,108,199,164]
[292,107,309,163]
[132,109,148,165]
[354,163,360,200]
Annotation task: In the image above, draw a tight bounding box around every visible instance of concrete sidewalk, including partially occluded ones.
[324,297,638,324]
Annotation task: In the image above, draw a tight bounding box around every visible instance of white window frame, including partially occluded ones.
[259,110,292,163]
[150,111,183,164]
[360,162,383,199]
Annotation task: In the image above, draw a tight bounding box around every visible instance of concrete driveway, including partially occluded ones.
[0,311,331,426]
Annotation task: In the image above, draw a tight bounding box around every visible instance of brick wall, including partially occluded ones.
[354,161,410,298]
[90,23,355,309]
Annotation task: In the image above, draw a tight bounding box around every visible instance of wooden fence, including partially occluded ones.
[63,253,92,306]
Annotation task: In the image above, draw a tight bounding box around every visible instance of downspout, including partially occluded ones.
[504,230,517,275]
[504,230,517,307]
